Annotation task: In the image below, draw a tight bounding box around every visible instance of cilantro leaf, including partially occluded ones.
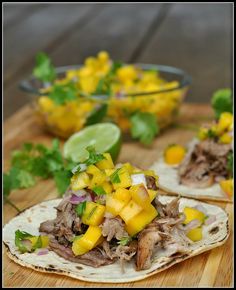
[15,230,33,253]
[33,52,56,83]
[110,168,121,183]
[85,146,105,166]
[93,186,107,195]
[48,82,77,105]
[118,236,131,246]
[75,201,87,217]
[211,88,233,119]
[227,152,233,176]
[17,170,35,188]
[130,111,159,145]
[85,104,108,126]
[3,173,11,197]
[53,170,72,196]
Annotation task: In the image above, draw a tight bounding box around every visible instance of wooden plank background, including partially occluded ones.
[3,3,232,118]
[3,104,233,287]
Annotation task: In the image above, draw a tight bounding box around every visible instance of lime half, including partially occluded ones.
[63,123,122,163]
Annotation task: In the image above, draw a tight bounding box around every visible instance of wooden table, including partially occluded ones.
[3,103,233,287]
[3,3,232,118]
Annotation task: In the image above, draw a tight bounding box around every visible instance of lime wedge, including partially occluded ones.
[63,123,122,163]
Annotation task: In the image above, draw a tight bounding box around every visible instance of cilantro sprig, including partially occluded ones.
[48,81,78,105]
[118,236,131,246]
[3,139,77,212]
[130,111,159,145]
[33,52,56,83]
[110,168,121,183]
[84,146,105,166]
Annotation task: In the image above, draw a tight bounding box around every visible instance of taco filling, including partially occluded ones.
[12,149,216,271]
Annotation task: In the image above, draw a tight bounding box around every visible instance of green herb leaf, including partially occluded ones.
[15,230,33,253]
[85,146,105,166]
[75,201,87,217]
[87,206,97,220]
[93,186,107,195]
[53,170,72,196]
[130,111,159,145]
[85,104,108,126]
[227,152,233,176]
[211,88,233,119]
[3,173,11,197]
[17,170,35,188]
[118,236,131,246]
[33,52,56,83]
[207,129,217,138]
[48,82,77,105]
[110,168,121,183]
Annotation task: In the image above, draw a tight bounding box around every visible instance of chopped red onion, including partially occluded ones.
[131,174,147,188]
[69,194,87,204]
[204,215,216,225]
[184,219,201,232]
[35,248,49,256]
[194,204,207,215]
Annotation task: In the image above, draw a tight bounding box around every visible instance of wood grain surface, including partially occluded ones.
[3,103,233,287]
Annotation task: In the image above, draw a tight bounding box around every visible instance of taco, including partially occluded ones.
[3,151,229,283]
[151,112,233,202]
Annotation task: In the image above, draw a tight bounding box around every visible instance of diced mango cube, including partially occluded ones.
[71,172,90,190]
[164,145,186,165]
[119,200,143,224]
[112,166,132,189]
[219,133,232,144]
[87,165,107,187]
[125,205,158,236]
[187,227,203,242]
[130,185,150,209]
[104,169,115,177]
[183,207,205,225]
[106,194,126,216]
[123,163,134,174]
[96,153,114,170]
[217,112,233,133]
[147,189,157,202]
[28,236,49,248]
[101,181,113,194]
[220,179,233,197]
[72,235,88,255]
[113,188,131,204]
[82,201,105,226]
[79,226,102,250]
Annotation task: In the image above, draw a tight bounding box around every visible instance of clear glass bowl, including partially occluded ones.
[19,64,192,139]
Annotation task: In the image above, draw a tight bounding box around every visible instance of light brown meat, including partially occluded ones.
[100,217,129,241]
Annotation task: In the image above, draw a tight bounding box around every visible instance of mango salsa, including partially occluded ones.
[105,194,126,216]
[82,201,105,226]
[71,172,90,191]
[96,153,114,170]
[28,235,49,248]
[183,207,206,225]
[119,200,143,224]
[130,185,150,210]
[187,227,203,242]
[112,166,132,189]
[164,144,186,165]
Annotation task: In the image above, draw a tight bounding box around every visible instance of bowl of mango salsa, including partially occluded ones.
[20,51,191,140]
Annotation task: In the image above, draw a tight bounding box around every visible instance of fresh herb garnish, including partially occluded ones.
[207,129,217,138]
[211,88,233,119]
[85,104,108,126]
[85,146,105,166]
[93,186,107,195]
[15,230,33,253]
[48,81,77,105]
[118,236,131,246]
[130,111,159,145]
[227,152,233,176]
[33,52,56,83]
[87,206,98,220]
[75,201,87,217]
[110,168,121,183]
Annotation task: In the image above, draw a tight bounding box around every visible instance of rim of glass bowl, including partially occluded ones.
[19,63,192,99]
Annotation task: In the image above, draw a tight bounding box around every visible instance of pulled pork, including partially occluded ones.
[100,217,129,241]
[178,139,232,188]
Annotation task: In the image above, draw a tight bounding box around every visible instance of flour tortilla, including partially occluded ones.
[3,197,229,283]
[150,157,231,202]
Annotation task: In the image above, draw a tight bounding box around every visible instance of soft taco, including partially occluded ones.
[151,112,233,202]
[3,150,229,283]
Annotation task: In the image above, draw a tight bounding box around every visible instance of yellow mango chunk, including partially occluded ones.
[125,205,158,236]
[87,165,107,187]
[106,194,126,216]
[187,227,203,242]
[104,169,115,177]
[198,127,208,140]
[119,200,143,224]
[101,181,113,194]
[164,144,186,165]
[72,235,88,256]
[123,163,134,174]
[130,185,150,210]
[28,236,49,248]
[96,153,114,170]
[183,207,205,225]
[217,112,233,134]
[71,172,90,191]
[113,188,131,204]
[147,189,158,202]
[79,226,102,250]
[220,179,233,197]
[112,167,132,189]
[219,132,232,144]
[82,201,105,226]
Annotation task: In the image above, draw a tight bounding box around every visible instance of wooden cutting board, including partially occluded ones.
[3,103,233,287]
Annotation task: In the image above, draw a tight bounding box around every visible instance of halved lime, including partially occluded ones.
[63,123,122,163]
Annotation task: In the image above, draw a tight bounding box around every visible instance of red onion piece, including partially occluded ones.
[194,204,207,215]
[204,215,216,225]
[69,194,87,204]
[35,248,49,256]
[184,219,202,232]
